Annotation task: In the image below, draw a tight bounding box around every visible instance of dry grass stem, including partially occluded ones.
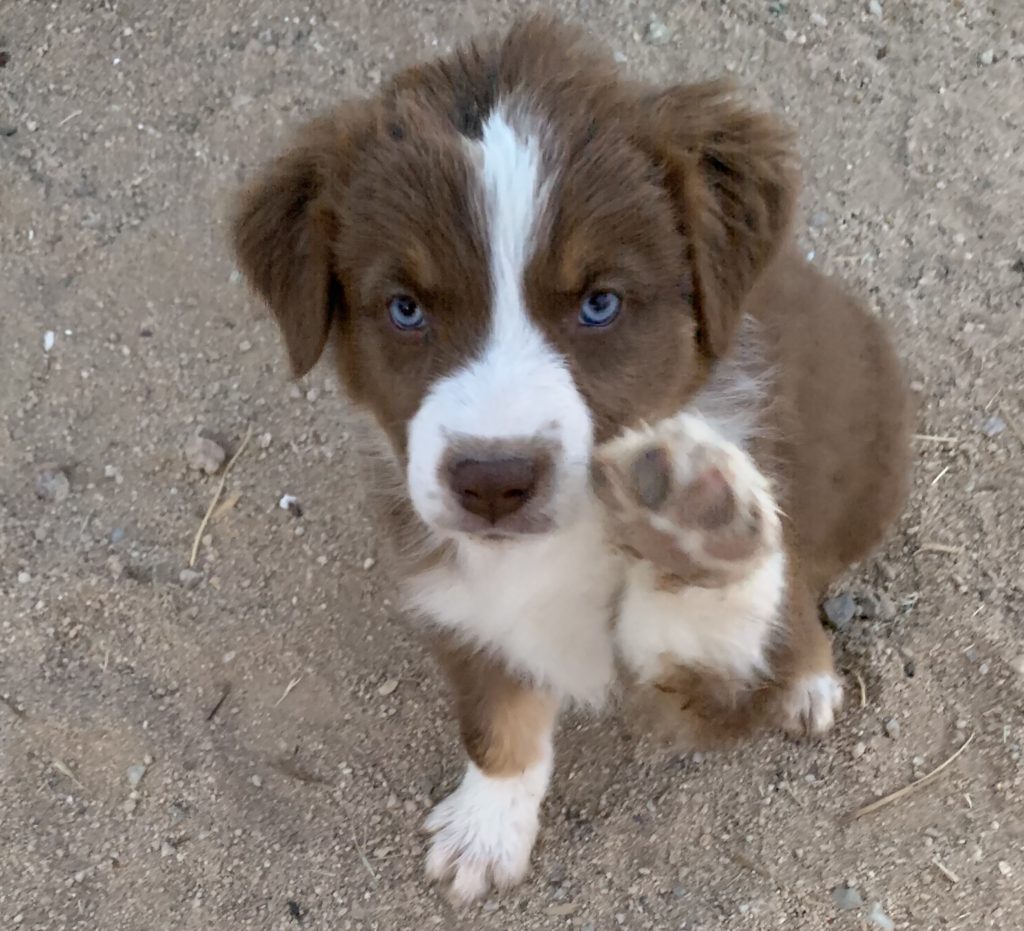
[274,675,303,707]
[845,733,974,823]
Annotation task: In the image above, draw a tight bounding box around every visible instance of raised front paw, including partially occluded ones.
[424,758,549,904]
[593,413,781,588]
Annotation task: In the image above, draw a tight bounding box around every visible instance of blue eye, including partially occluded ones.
[579,290,621,327]
[388,294,426,330]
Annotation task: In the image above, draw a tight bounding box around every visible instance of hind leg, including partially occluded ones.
[775,568,843,736]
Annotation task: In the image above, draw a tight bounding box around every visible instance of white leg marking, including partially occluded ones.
[425,744,553,903]
[782,671,844,736]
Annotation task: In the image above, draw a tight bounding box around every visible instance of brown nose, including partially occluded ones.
[449,457,539,524]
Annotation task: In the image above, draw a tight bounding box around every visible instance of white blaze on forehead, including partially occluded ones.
[405,104,594,532]
[478,108,549,326]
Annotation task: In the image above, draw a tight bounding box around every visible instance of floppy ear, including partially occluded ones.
[648,82,798,358]
[230,106,369,376]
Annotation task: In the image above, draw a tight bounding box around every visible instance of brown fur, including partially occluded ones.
[231,14,909,770]
[429,633,556,776]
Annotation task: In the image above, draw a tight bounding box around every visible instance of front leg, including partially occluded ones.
[425,635,557,904]
[594,412,842,738]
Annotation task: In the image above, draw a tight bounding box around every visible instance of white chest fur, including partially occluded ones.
[404,499,622,706]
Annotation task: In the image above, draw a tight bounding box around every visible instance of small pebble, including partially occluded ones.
[982,414,1006,438]
[823,592,856,629]
[363,557,376,571]
[978,48,995,66]
[809,209,829,228]
[875,592,897,622]
[110,527,126,544]
[35,464,71,502]
[377,678,399,697]
[645,18,671,45]
[184,431,226,474]
[851,741,867,759]
[831,885,863,910]
[1010,655,1024,676]
[867,902,895,930]
[258,432,272,449]
[884,718,901,739]
[160,841,175,858]
[122,798,137,815]
[866,0,883,17]
[126,763,147,787]
[250,774,263,788]
[178,569,202,590]
[810,12,828,27]
[239,339,253,352]
[279,494,303,517]
[998,861,1012,877]
[43,330,56,352]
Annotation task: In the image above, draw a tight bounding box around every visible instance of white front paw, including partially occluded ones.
[782,672,844,736]
[424,754,552,904]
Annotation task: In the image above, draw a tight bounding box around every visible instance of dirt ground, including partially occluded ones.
[2,1,1023,929]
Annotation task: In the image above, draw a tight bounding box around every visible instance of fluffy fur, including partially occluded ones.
[230,14,910,903]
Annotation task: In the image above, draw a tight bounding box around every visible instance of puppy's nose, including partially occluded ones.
[449,456,539,524]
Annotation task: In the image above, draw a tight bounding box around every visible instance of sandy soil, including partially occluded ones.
[2,1,1023,929]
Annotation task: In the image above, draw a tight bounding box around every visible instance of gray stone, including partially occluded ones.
[126,763,147,787]
[824,592,857,629]
[884,718,901,739]
[867,902,894,930]
[831,885,863,910]
[184,431,226,474]
[982,414,1006,437]
[645,18,671,46]
[178,569,202,590]
[35,464,70,502]
[875,592,898,622]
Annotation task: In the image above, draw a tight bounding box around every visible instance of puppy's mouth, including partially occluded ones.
[444,510,557,541]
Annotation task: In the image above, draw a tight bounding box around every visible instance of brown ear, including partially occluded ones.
[230,107,367,376]
[648,82,798,358]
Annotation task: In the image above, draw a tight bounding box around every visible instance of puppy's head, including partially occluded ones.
[231,15,796,542]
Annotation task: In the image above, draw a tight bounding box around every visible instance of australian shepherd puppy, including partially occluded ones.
[231,15,910,903]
